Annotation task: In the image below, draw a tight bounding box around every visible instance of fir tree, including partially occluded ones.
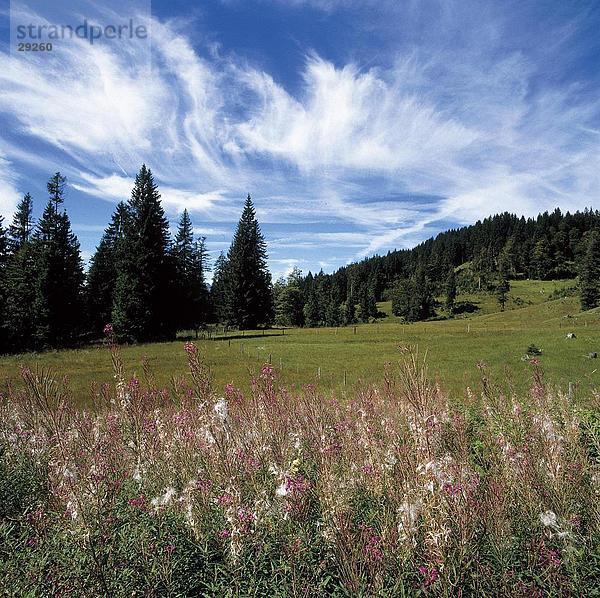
[274,267,304,327]
[224,195,273,329]
[8,193,33,252]
[445,268,457,315]
[303,289,320,327]
[495,276,510,312]
[342,293,357,326]
[391,267,435,322]
[359,277,378,322]
[579,229,600,310]
[3,240,38,351]
[112,165,175,342]
[32,174,85,347]
[47,172,67,213]
[86,202,129,336]
[173,209,209,333]
[210,252,231,324]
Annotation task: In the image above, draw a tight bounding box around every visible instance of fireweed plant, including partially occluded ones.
[0,329,598,596]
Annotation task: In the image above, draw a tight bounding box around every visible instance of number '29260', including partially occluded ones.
[17,42,53,51]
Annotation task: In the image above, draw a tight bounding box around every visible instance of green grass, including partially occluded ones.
[1,279,599,406]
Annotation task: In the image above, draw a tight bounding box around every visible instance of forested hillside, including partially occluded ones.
[1,165,599,353]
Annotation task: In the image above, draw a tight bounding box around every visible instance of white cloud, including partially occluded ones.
[0,2,599,268]
[0,154,22,220]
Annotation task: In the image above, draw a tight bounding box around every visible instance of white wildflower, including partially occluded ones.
[214,398,228,422]
[540,510,558,528]
[397,500,420,543]
[275,481,288,497]
[66,500,78,521]
[151,486,177,509]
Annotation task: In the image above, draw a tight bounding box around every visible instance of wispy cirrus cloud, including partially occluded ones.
[0,0,598,276]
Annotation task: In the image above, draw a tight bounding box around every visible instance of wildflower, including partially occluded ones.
[261,364,274,378]
[184,341,198,356]
[151,487,177,509]
[66,500,78,521]
[540,510,558,528]
[362,464,376,476]
[540,546,561,568]
[214,398,228,422]
[103,323,114,337]
[128,495,146,508]
[419,565,440,587]
[218,529,231,539]
[397,500,420,542]
[218,493,234,507]
[194,478,212,493]
[275,481,288,497]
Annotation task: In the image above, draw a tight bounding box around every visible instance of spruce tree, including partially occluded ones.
[343,292,357,325]
[3,240,37,351]
[303,288,320,328]
[86,202,129,336]
[112,165,175,342]
[224,195,273,329]
[445,269,457,315]
[210,252,231,324]
[359,277,377,322]
[32,174,85,348]
[8,193,33,252]
[579,229,600,310]
[495,276,510,312]
[173,209,209,333]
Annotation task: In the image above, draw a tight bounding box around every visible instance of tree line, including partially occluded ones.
[0,166,273,353]
[1,167,600,354]
[271,208,600,326]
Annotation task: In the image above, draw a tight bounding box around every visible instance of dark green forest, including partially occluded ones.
[1,165,599,353]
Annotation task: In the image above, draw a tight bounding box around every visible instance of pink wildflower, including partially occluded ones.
[218,493,234,507]
[419,565,440,587]
[128,494,146,508]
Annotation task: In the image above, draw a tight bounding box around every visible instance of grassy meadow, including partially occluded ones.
[2,279,599,595]
[1,279,599,405]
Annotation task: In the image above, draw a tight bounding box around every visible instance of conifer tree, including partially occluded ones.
[224,195,273,329]
[3,240,37,351]
[112,165,175,342]
[32,174,84,347]
[445,268,457,315]
[359,277,378,322]
[8,193,33,252]
[342,292,357,326]
[495,276,510,312]
[303,288,320,328]
[579,229,600,310]
[210,252,231,324]
[173,209,209,333]
[274,267,304,327]
[86,202,129,336]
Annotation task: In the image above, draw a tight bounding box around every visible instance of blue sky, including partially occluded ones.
[0,0,599,279]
